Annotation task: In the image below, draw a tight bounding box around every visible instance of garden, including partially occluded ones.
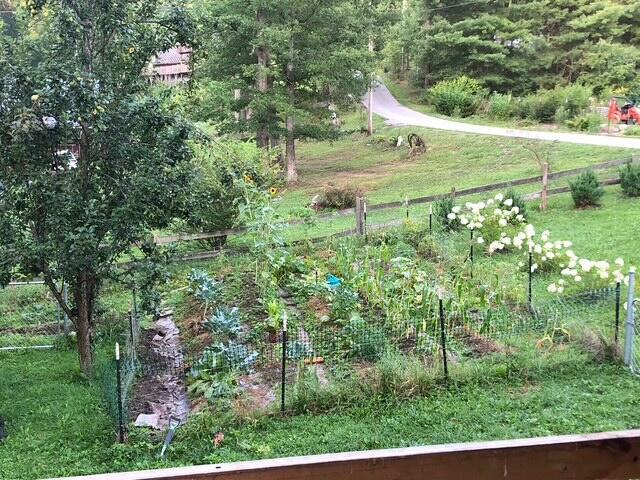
[4,171,640,478]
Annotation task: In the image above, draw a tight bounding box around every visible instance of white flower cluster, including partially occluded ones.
[446,193,525,235]
[548,256,630,293]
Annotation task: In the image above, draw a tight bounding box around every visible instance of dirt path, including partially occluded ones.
[370,83,640,150]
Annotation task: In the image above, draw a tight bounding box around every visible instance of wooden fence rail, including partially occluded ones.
[49,429,640,480]
[155,156,636,247]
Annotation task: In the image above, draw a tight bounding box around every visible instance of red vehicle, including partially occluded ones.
[608,97,640,125]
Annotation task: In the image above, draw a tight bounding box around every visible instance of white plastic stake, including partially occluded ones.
[115,342,120,361]
[282,312,288,332]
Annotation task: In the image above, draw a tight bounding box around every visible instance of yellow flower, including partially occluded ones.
[243,174,253,184]
[270,187,278,196]
[128,47,135,54]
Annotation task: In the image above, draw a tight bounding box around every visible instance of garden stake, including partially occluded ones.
[528,250,533,312]
[364,201,368,240]
[624,271,636,366]
[429,204,433,235]
[405,196,409,219]
[615,281,621,344]
[281,313,288,416]
[438,298,449,383]
[115,342,125,443]
[469,229,474,279]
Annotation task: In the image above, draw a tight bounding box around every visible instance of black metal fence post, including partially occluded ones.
[528,250,533,311]
[469,230,474,279]
[615,281,622,344]
[439,298,449,383]
[281,315,288,416]
[405,196,409,219]
[429,204,433,235]
[115,342,124,443]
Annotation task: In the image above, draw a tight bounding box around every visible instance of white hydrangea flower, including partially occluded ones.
[477,237,485,244]
[548,283,558,293]
[499,218,508,227]
[447,213,456,220]
[615,258,624,267]
[452,206,461,214]
[495,193,504,202]
[504,199,513,207]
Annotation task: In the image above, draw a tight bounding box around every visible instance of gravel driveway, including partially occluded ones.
[371,83,640,150]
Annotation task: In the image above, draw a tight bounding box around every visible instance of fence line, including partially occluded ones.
[155,156,636,248]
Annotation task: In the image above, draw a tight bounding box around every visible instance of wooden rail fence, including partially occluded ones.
[50,429,640,480]
[156,156,637,248]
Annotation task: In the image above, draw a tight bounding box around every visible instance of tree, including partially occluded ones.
[194,0,376,183]
[0,0,193,374]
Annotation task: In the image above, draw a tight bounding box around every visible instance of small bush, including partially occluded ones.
[317,184,361,210]
[504,188,527,220]
[623,126,640,137]
[433,197,458,231]
[569,170,604,208]
[620,162,640,197]
[428,76,486,117]
[566,113,602,132]
[487,93,515,120]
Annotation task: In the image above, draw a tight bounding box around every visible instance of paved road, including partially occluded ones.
[370,83,640,150]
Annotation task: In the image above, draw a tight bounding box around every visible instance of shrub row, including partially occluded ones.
[427,77,596,128]
[570,163,640,207]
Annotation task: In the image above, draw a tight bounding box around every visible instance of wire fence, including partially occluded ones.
[93,284,621,440]
[0,281,69,351]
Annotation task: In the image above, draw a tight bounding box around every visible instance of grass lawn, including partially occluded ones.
[0,349,114,480]
[1,347,639,479]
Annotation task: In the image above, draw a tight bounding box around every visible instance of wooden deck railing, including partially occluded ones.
[50,429,640,480]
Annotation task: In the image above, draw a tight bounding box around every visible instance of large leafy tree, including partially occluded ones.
[194,0,376,183]
[0,0,193,374]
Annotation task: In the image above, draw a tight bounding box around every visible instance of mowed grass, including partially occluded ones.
[281,120,633,225]
[3,348,640,479]
[0,350,114,480]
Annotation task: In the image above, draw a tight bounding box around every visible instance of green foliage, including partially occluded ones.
[188,371,238,404]
[623,126,640,137]
[192,341,259,375]
[566,114,602,132]
[434,197,458,231]
[180,140,280,238]
[569,170,604,208]
[187,269,221,307]
[330,287,360,323]
[340,312,387,360]
[376,349,435,398]
[487,93,514,120]
[619,162,640,197]
[504,188,527,220]
[428,76,486,117]
[204,307,242,337]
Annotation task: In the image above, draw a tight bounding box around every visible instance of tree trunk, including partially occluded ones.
[286,114,297,183]
[256,8,271,149]
[286,51,298,183]
[73,271,97,375]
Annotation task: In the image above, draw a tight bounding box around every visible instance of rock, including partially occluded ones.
[135,413,161,430]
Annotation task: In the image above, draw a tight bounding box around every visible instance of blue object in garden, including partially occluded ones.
[326,274,342,289]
